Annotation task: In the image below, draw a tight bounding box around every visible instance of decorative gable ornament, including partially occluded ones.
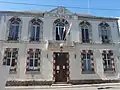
[47,6,74,19]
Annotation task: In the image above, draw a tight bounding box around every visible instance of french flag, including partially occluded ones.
[64,23,72,40]
[58,24,61,40]
[62,26,66,40]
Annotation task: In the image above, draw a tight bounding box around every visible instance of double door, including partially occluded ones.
[53,52,69,82]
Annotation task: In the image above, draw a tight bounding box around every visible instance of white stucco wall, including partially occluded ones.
[0,11,119,82]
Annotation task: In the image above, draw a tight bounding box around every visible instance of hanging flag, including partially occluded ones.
[58,24,61,40]
[62,26,66,40]
[64,23,72,40]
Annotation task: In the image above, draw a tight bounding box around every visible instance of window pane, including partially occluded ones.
[104,60,107,66]
[108,60,112,65]
[34,59,38,67]
[9,26,15,37]
[7,59,11,66]
[36,26,40,40]
[11,59,15,66]
[15,25,19,38]
[87,53,90,59]
[10,24,19,40]
[83,59,91,71]
[104,30,107,36]
[82,54,86,59]
[82,29,85,42]
[85,29,89,41]
[35,53,38,58]
[30,26,35,40]
[7,52,11,58]
[29,53,33,58]
[29,59,33,66]
[12,51,16,57]
[103,54,106,59]
[87,59,91,70]
[83,59,87,71]
[105,36,108,39]
[107,54,111,59]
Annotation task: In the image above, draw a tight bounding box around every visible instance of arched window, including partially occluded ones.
[99,22,111,43]
[8,17,21,40]
[53,18,69,40]
[29,18,43,41]
[80,21,92,43]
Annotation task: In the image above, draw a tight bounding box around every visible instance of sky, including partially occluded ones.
[0,0,120,17]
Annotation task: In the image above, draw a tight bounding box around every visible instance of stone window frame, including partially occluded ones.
[26,48,41,73]
[102,50,115,72]
[7,17,22,41]
[81,50,95,74]
[28,18,43,42]
[79,21,92,43]
[53,18,69,41]
[3,48,18,73]
[98,22,112,43]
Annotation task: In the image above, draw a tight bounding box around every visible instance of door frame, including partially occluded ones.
[53,52,70,83]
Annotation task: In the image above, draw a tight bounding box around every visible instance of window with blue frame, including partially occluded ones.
[99,22,111,43]
[80,22,90,43]
[81,25,89,43]
[54,18,69,41]
[8,17,21,40]
[82,53,91,71]
[30,19,42,41]
[81,50,95,74]
[26,49,41,72]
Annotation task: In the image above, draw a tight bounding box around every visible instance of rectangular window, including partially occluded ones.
[81,50,94,74]
[26,49,41,72]
[82,29,90,43]
[30,25,40,41]
[8,24,19,41]
[101,28,110,43]
[102,50,115,72]
[3,48,18,73]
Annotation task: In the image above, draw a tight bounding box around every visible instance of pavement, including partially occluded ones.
[5,83,120,90]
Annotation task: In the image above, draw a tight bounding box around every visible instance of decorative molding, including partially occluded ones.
[46,6,74,19]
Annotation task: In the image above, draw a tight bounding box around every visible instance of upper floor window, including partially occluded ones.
[53,18,69,41]
[3,48,18,73]
[8,17,21,41]
[99,22,111,43]
[80,21,92,43]
[29,18,43,41]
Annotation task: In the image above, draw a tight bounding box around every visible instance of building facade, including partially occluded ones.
[0,6,120,84]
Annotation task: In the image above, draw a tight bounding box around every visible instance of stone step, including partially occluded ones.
[52,82,72,86]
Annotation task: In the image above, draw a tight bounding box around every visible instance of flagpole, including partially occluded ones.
[58,24,61,40]
[62,26,65,40]
[64,23,72,41]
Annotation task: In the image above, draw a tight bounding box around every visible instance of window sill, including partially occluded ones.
[26,71,40,74]
[9,71,17,74]
[29,40,46,44]
[6,40,19,43]
[82,71,95,74]
[102,42,111,44]
[104,70,115,73]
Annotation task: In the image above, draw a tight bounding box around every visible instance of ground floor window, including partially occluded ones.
[26,48,41,72]
[3,48,18,73]
[81,50,94,74]
[102,50,115,72]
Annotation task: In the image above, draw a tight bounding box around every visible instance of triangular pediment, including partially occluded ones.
[48,6,73,15]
